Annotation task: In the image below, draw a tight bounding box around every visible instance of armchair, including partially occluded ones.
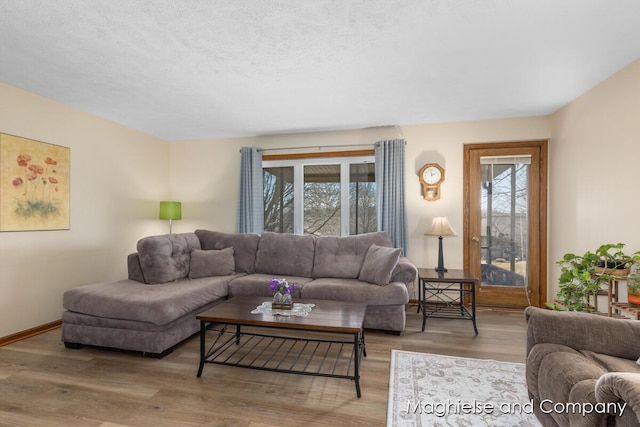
[525,306,640,426]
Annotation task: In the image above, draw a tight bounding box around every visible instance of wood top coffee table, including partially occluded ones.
[196,296,367,397]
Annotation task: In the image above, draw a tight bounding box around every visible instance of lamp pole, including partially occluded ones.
[435,235,447,272]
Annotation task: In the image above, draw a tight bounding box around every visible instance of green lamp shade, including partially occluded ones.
[159,201,182,220]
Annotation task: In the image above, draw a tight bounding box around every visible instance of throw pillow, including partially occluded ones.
[189,247,235,279]
[358,244,402,285]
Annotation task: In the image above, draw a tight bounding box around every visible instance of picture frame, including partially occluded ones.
[0,133,70,231]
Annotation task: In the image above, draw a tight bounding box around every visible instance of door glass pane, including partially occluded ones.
[263,166,294,233]
[349,163,376,235]
[480,155,530,287]
[304,164,340,236]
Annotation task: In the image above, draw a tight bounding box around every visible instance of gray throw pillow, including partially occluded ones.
[189,247,235,279]
[358,244,401,285]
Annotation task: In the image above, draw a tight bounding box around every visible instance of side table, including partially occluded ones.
[418,268,478,335]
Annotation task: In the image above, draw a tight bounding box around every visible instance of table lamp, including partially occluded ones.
[159,201,181,233]
[425,216,457,272]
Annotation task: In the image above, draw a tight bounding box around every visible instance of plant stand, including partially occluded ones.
[609,302,640,320]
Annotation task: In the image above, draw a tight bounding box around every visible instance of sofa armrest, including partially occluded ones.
[391,256,417,285]
[596,372,640,422]
[525,306,640,359]
[127,253,146,283]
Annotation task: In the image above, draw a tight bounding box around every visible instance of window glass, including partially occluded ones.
[480,155,531,287]
[263,166,294,233]
[304,164,341,236]
[262,156,375,236]
[349,163,376,235]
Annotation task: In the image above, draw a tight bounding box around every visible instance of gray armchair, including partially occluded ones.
[525,306,640,426]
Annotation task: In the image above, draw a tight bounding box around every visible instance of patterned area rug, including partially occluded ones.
[387,350,541,426]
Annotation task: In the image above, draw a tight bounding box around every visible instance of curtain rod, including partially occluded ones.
[260,143,375,152]
[238,140,406,153]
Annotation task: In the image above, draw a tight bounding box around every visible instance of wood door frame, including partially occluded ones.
[463,140,548,308]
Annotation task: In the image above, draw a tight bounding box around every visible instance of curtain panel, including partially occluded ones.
[237,147,264,233]
[375,139,409,255]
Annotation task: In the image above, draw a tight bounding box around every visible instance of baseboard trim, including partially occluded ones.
[0,320,62,347]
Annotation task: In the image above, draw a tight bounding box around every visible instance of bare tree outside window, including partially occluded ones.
[262,158,376,236]
[349,163,376,235]
[304,164,341,235]
[481,158,529,287]
[263,167,294,233]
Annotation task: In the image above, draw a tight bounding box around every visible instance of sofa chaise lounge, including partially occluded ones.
[62,230,417,357]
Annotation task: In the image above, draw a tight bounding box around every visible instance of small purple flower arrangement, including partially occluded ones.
[270,277,296,309]
[270,277,296,295]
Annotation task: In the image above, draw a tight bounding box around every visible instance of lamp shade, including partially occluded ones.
[425,216,457,237]
[159,201,182,220]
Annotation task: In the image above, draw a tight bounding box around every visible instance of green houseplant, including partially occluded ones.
[549,249,604,311]
[593,243,639,276]
[550,243,640,311]
[595,243,640,307]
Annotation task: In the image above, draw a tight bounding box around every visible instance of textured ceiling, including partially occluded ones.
[1,1,640,141]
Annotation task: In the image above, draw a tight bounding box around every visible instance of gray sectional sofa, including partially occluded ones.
[62,230,417,357]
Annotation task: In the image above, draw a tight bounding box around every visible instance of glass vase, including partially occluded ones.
[272,292,293,309]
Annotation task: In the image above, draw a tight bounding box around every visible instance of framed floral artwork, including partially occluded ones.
[0,133,70,231]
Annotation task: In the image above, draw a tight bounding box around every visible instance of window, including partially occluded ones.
[263,156,376,236]
[480,155,531,286]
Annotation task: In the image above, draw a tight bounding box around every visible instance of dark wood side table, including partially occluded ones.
[418,268,479,335]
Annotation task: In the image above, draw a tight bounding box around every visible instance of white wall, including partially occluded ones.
[0,82,171,337]
[549,58,640,301]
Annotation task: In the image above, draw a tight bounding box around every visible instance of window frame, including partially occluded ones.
[262,154,375,236]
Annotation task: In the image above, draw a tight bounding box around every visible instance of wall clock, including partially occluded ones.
[418,163,445,201]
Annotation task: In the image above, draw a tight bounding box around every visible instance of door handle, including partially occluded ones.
[472,236,480,242]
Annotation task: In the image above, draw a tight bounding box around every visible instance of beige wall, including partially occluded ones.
[171,118,551,299]
[548,58,640,301]
[0,82,171,337]
[2,57,638,337]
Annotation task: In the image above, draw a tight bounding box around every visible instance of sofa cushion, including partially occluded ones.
[62,277,231,326]
[137,233,201,284]
[227,273,312,299]
[581,350,640,373]
[358,244,401,285]
[301,278,409,305]
[313,232,393,279]
[195,229,260,274]
[189,247,235,279]
[255,232,316,278]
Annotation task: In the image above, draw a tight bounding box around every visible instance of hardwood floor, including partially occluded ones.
[0,306,527,427]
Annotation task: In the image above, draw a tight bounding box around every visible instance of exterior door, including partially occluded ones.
[463,141,547,308]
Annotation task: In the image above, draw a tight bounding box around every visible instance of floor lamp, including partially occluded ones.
[425,216,457,273]
[159,201,182,233]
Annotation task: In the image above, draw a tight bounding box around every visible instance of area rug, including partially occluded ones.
[387,350,541,426]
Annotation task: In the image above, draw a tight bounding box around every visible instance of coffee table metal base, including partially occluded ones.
[197,323,366,397]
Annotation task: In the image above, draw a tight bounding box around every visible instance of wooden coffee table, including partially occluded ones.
[196,296,367,397]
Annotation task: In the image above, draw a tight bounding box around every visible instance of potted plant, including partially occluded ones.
[549,243,640,312]
[548,249,605,311]
[593,243,640,277]
[627,272,640,307]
